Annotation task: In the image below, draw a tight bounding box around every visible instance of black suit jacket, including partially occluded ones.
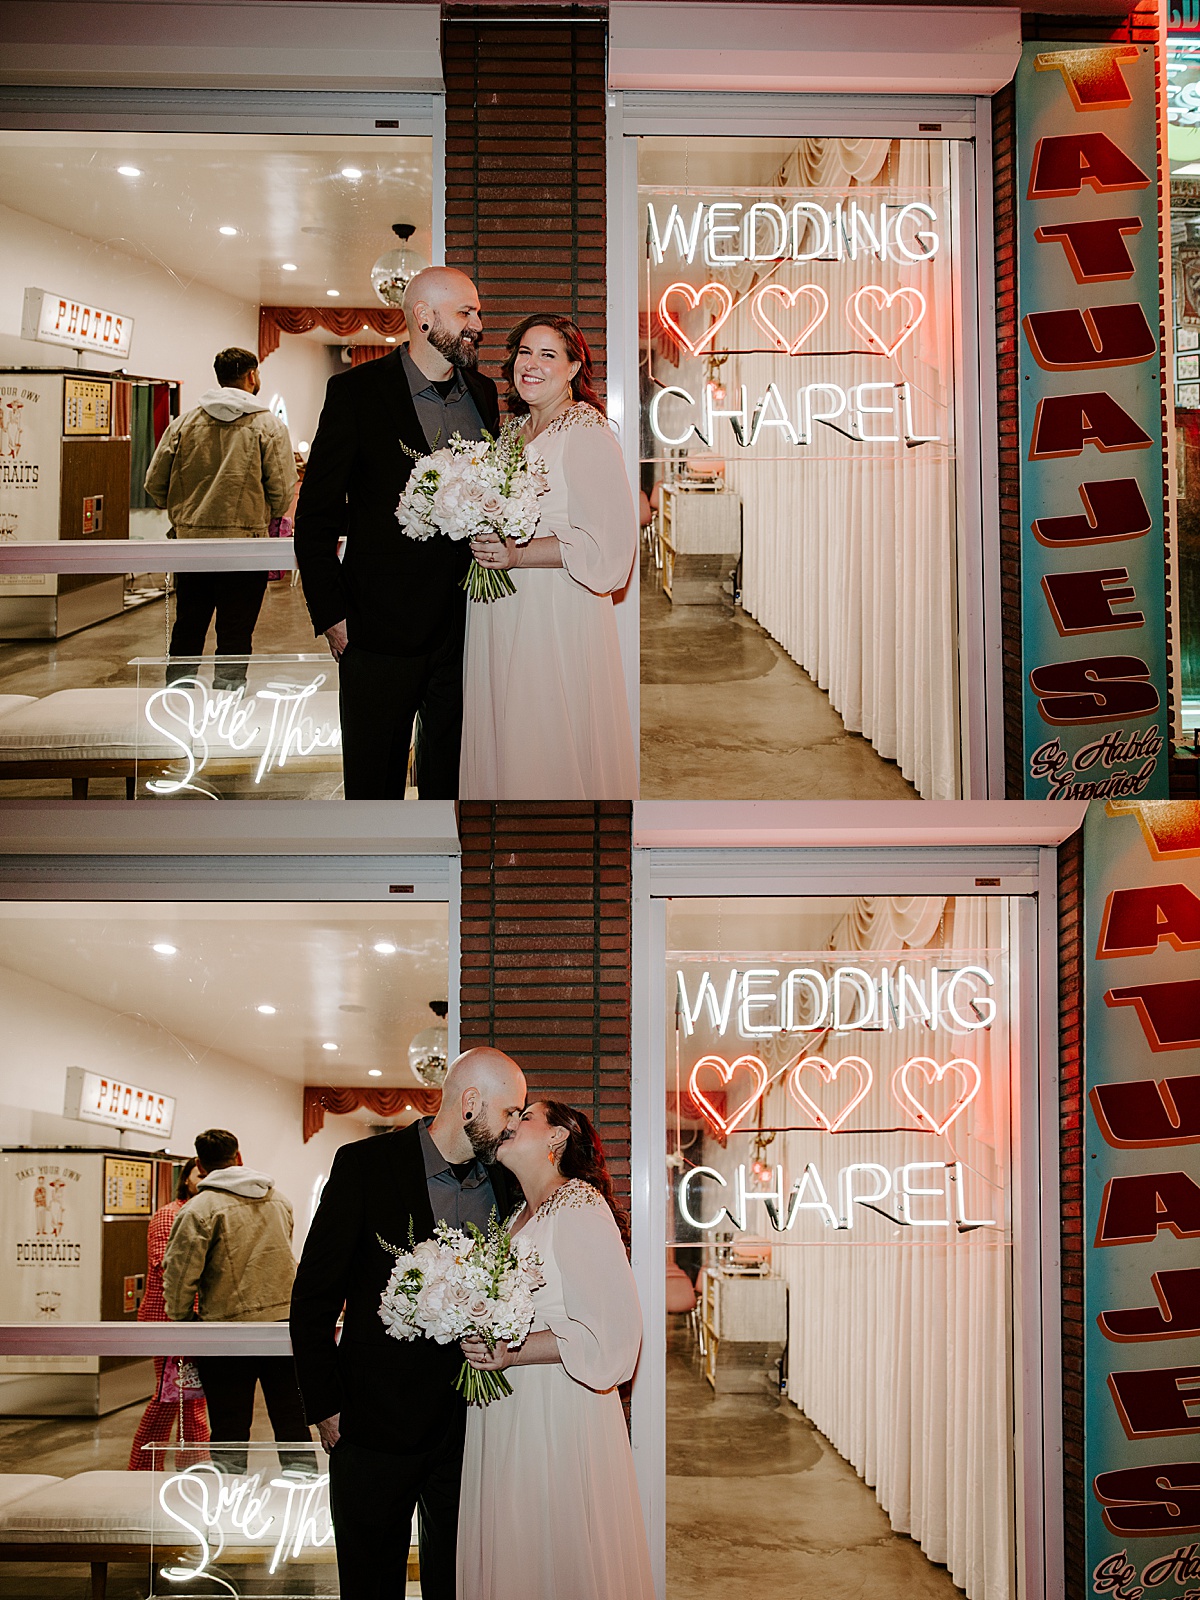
[293,353,500,657]
[289,1123,521,1455]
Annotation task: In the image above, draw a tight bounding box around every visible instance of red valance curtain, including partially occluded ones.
[259,306,407,362]
[303,1085,441,1142]
[350,345,391,366]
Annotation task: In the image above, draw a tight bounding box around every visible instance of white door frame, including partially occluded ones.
[606,90,1005,797]
[629,837,1064,1600]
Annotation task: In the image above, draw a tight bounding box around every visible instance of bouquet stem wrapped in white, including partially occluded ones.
[378,1215,544,1405]
[395,424,549,604]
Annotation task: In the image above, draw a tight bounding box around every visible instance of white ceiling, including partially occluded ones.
[666,896,852,957]
[0,131,433,325]
[0,901,449,1087]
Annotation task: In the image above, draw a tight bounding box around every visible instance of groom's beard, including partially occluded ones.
[428,316,480,371]
[465,1116,505,1166]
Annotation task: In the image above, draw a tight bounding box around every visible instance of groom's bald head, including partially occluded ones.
[436,1048,526,1163]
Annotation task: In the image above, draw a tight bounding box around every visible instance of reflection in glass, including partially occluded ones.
[664,895,1017,1600]
[638,137,965,802]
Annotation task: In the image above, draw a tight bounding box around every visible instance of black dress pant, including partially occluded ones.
[167,569,270,690]
[328,1419,464,1600]
[336,617,464,800]
[194,1354,313,1476]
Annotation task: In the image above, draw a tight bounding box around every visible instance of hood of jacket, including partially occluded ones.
[197,386,272,423]
[198,1164,275,1200]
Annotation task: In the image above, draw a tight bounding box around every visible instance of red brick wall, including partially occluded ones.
[458,803,633,1212]
[1057,822,1086,1597]
[442,4,607,398]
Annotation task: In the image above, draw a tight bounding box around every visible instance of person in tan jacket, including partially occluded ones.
[163,1127,313,1475]
[145,347,297,691]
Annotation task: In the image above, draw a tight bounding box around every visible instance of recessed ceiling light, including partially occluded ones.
[368,1069,383,1078]
[219,225,238,237]
[322,1041,338,1052]
[340,166,363,180]
[384,337,396,344]
[257,1003,277,1016]
[281,262,298,272]
[117,165,142,178]
[361,324,370,332]
[326,289,341,298]
[373,941,397,954]
[151,942,177,956]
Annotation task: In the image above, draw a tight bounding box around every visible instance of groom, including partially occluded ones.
[293,267,500,799]
[289,1048,527,1600]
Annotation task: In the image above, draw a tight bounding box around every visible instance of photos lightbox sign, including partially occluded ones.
[64,1067,175,1137]
[1083,801,1200,1586]
[1016,45,1169,800]
[21,289,133,361]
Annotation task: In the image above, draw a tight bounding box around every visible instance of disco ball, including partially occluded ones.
[371,223,426,309]
[408,1024,449,1087]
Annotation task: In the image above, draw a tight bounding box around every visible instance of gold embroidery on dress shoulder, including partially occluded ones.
[545,403,608,437]
[537,1178,603,1219]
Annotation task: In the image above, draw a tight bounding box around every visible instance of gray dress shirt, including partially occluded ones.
[417,1116,500,1232]
[402,348,487,451]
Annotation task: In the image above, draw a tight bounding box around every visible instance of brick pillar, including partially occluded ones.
[442,4,607,395]
[458,802,633,1212]
[1057,823,1086,1598]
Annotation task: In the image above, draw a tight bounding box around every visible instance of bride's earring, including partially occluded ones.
[547,1148,556,1165]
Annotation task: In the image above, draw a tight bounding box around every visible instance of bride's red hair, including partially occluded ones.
[541,1099,629,1246]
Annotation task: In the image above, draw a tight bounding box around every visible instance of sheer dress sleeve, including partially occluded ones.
[549,422,637,598]
[543,1189,643,1393]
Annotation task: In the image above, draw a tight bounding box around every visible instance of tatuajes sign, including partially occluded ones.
[1083,801,1200,1590]
[1016,45,1169,800]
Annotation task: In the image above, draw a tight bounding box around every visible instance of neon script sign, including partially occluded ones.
[143,675,341,795]
[158,1463,334,1581]
[647,200,942,267]
[678,1159,995,1232]
[676,963,997,1038]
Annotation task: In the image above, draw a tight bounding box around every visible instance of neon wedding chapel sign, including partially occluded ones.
[644,189,946,453]
[1015,44,1169,800]
[672,958,1001,1237]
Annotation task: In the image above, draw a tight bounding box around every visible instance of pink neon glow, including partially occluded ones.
[848,285,927,357]
[892,1056,982,1137]
[687,1053,771,1136]
[657,281,735,357]
[786,1054,874,1133]
[750,282,829,355]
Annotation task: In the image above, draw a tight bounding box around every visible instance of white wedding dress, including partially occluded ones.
[459,405,639,799]
[455,1179,655,1600]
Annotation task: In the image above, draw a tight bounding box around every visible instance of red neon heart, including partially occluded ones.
[687,1054,770,1137]
[658,281,736,357]
[751,283,829,355]
[848,285,927,358]
[786,1054,873,1133]
[892,1056,981,1137]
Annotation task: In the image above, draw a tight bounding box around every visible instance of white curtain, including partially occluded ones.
[769,897,1014,1600]
[721,142,961,798]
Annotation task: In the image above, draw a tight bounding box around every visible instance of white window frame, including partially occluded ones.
[628,827,1065,1600]
[607,90,1005,798]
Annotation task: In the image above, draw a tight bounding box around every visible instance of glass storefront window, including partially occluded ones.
[662,894,1019,1600]
[637,136,969,802]
[0,130,434,796]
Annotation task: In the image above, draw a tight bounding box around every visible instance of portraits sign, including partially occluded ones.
[0,370,61,595]
[1016,44,1169,800]
[1083,801,1200,1590]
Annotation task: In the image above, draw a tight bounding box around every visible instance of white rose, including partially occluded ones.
[467,1297,494,1327]
[480,493,505,519]
[412,1240,440,1270]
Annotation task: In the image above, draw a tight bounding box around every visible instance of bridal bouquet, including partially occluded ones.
[377,1214,544,1405]
[395,424,549,603]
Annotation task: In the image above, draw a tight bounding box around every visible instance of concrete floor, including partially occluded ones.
[666,1322,963,1600]
[0,578,344,801]
[639,556,919,800]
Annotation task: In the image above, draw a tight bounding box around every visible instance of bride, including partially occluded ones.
[456,1100,654,1600]
[459,316,638,799]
